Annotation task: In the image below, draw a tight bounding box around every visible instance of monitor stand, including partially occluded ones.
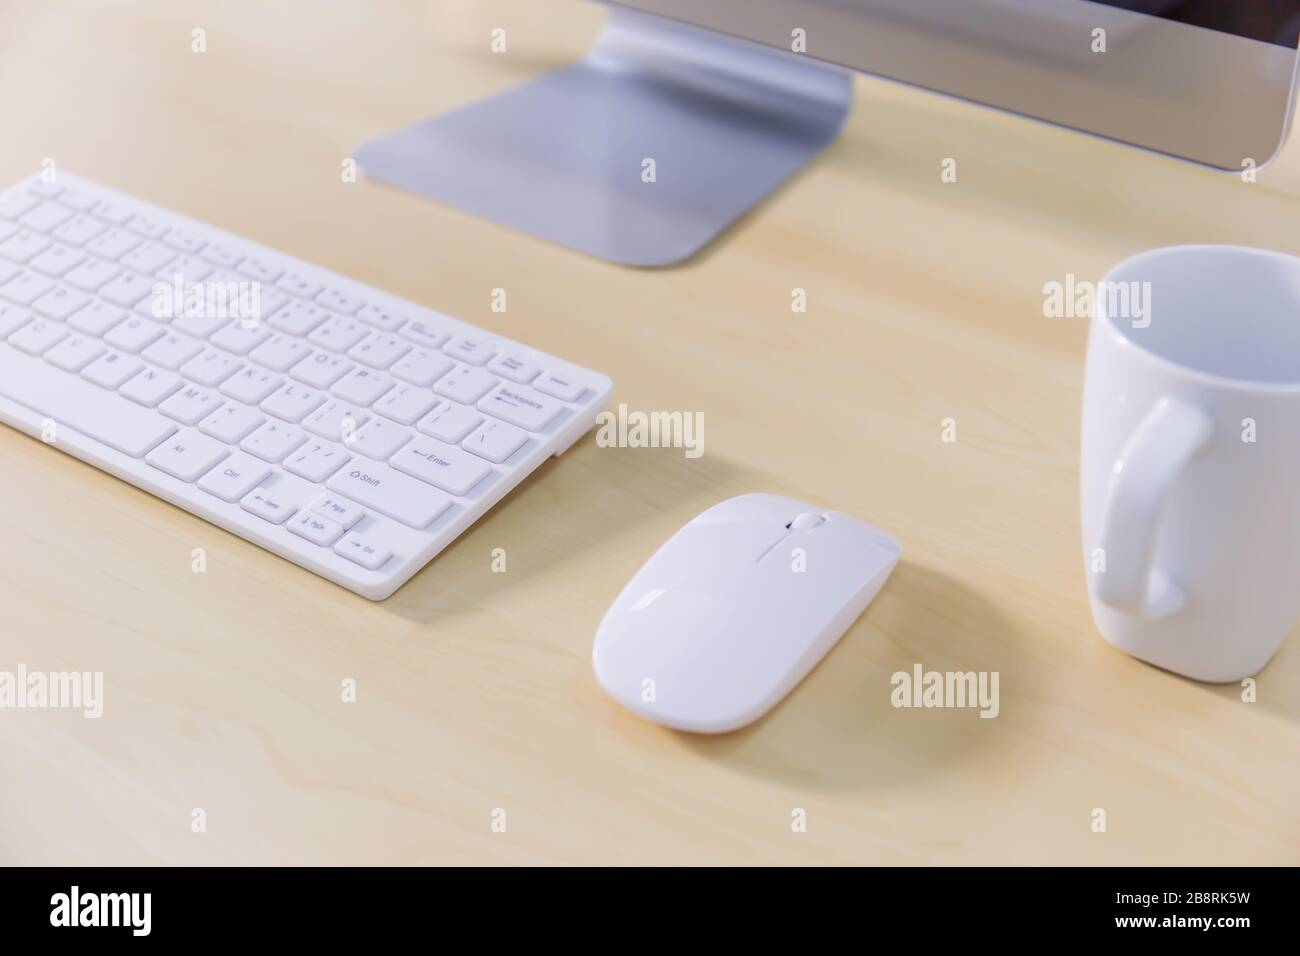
[354,9,852,267]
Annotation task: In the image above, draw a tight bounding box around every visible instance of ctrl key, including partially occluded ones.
[198,451,270,503]
[334,532,393,571]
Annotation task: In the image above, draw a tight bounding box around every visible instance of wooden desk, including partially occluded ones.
[2,0,1297,865]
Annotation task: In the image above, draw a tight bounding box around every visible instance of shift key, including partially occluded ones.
[327,458,452,529]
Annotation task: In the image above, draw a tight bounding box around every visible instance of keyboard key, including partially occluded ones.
[134,293,168,327]
[155,253,213,282]
[372,384,437,425]
[90,200,134,225]
[210,320,273,355]
[219,366,283,404]
[268,299,331,336]
[310,493,364,530]
[0,230,51,262]
[81,351,144,389]
[179,349,241,387]
[326,459,452,529]
[356,303,408,333]
[288,510,345,546]
[103,316,165,353]
[241,420,307,462]
[276,271,323,299]
[199,402,264,443]
[146,429,229,481]
[44,334,106,373]
[120,241,176,274]
[63,258,120,291]
[203,268,243,296]
[334,532,392,571]
[141,332,204,370]
[68,301,127,336]
[0,192,40,221]
[240,485,298,524]
[18,202,74,233]
[197,451,270,502]
[0,303,33,337]
[349,332,409,369]
[125,214,168,239]
[315,287,362,314]
[533,371,586,402]
[31,286,91,321]
[27,181,64,200]
[416,402,482,443]
[170,312,229,339]
[138,293,174,327]
[290,350,352,389]
[348,418,410,460]
[0,261,19,286]
[303,400,369,442]
[249,333,311,372]
[391,348,454,387]
[135,292,173,321]
[85,228,140,260]
[0,271,56,306]
[0,347,175,457]
[8,318,68,355]
[331,367,393,406]
[159,386,224,426]
[486,353,540,384]
[308,316,368,351]
[98,272,155,308]
[53,187,98,212]
[199,241,242,269]
[237,257,282,283]
[443,336,496,366]
[284,441,352,483]
[161,228,206,255]
[433,365,497,404]
[462,419,528,464]
[249,286,290,325]
[392,437,492,496]
[130,288,170,323]
[28,245,86,277]
[120,367,182,407]
[52,215,108,246]
[399,317,450,349]
[477,383,564,432]
[261,383,325,423]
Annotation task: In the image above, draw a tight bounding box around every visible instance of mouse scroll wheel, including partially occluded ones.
[789,513,826,533]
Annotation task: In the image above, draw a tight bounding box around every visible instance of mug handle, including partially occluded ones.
[1094,397,1214,618]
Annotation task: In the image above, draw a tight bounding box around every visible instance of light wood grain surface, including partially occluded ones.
[2,0,1298,865]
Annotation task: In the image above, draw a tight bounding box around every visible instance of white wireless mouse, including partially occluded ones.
[592,493,901,733]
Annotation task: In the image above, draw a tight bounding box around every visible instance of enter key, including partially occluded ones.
[390,436,492,497]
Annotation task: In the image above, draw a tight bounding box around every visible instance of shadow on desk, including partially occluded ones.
[673,562,1027,792]
[379,437,750,624]
[1188,631,1300,725]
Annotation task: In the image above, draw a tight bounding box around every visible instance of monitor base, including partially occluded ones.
[354,9,852,267]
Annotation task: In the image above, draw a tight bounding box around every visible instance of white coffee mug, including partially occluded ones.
[1081,244,1300,682]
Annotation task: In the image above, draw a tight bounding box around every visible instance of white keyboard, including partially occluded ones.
[0,172,612,599]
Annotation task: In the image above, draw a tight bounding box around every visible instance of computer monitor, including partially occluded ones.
[355,0,1300,267]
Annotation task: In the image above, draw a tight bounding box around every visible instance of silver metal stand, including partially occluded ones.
[354,9,852,267]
